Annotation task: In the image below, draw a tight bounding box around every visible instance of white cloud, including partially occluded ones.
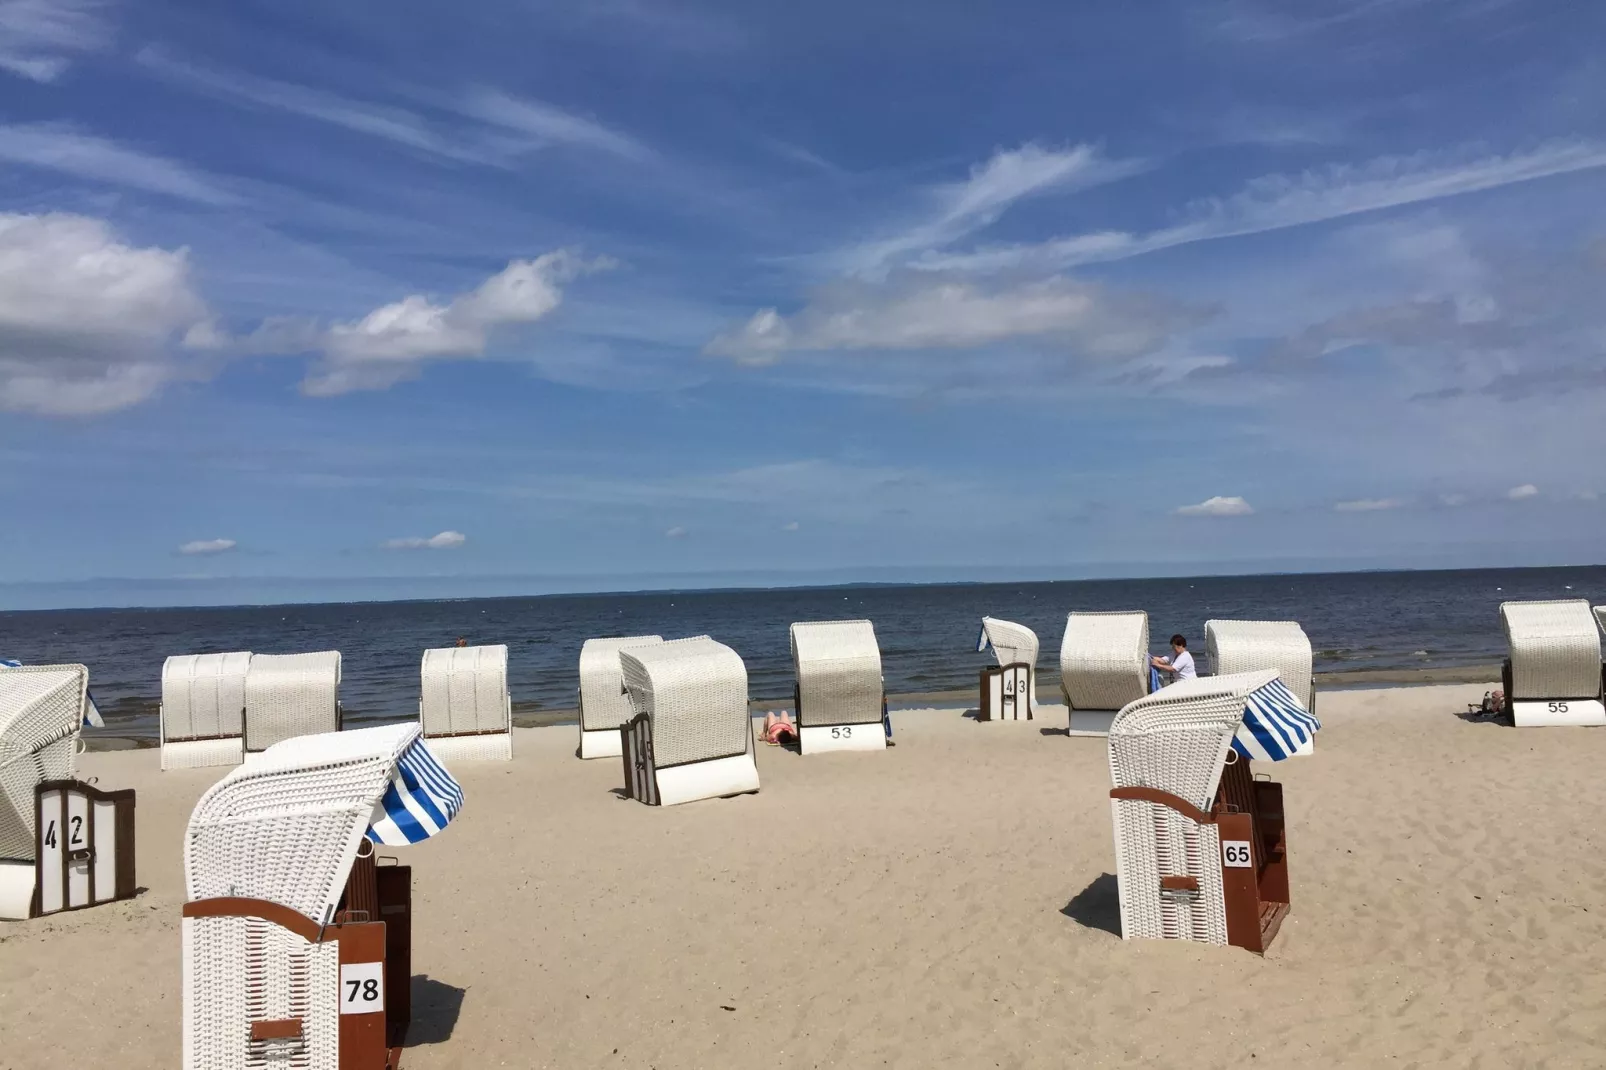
[0,123,236,204]
[1506,483,1539,500]
[1334,497,1403,512]
[302,251,613,395]
[0,212,210,415]
[381,530,467,550]
[1438,492,1469,507]
[706,274,1194,364]
[457,88,650,161]
[781,520,800,531]
[1176,495,1254,517]
[178,538,236,555]
[0,0,110,82]
[919,141,1606,275]
[1576,489,1600,502]
[842,143,1145,276]
[664,526,688,538]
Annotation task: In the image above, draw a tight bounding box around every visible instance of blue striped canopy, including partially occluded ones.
[1232,677,1320,762]
[1,659,104,727]
[366,738,465,846]
[974,623,989,654]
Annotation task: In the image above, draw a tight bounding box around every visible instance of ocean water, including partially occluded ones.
[1,565,1600,740]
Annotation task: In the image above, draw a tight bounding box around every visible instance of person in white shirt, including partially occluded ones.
[1151,634,1196,681]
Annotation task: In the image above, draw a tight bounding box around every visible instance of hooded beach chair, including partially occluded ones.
[1499,600,1606,726]
[182,723,463,1070]
[419,644,512,761]
[0,664,136,919]
[161,652,252,770]
[975,617,1038,721]
[1107,669,1320,954]
[244,651,343,752]
[1060,610,1150,736]
[1205,619,1316,712]
[790,619,887,753]
[617,636,759,806]
[577,635,664,759]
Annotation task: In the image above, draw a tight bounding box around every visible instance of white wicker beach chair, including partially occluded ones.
[0,664,87,918]
[1499,600,1606,727]
[243,651,342,752]
[976,617,1039,721]
[419,644,512,761]
[1205,619,1316,713]
[182,722,463,1069]
[790,619,886,753]
[1060,610,1150,736]
[577,636,664,759]
[161,652,252,770]
[1107,669,1319,954]
[617,636,759,806]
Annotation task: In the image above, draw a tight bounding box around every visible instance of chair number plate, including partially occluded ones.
[340,962,384,1014]
[829,726,853,739]
[1221,840,1253,868]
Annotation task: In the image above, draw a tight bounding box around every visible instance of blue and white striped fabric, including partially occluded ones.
[1,659,104,727]
[975,623,989,655]
[366,739,466,846]
[1233,677,1320,762]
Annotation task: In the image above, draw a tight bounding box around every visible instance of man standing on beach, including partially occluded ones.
[1152,634,1196,680]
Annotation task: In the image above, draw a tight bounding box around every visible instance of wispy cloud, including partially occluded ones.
[456,87,651,161]
[0,123,237,204]
[919,141,1606,274]
[1176,495,1254,517]
[663,525,688,538]
[1506,483,1539,500]
[0,0,111,82]
[178,538,236,555]
[382,530,466,550]
[1334,497,1403,512]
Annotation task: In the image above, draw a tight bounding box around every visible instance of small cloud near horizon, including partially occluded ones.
[382,530,467,550]
[1176,495,1253,517]
[664,526,688,538]
[178,538,237,555]
[1506,484,1539,501]
[1334,498,1403,512]
[781,520,800,531]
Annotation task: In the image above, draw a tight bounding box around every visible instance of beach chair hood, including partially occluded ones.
[0,664,87,860]
[977,617,1039,669]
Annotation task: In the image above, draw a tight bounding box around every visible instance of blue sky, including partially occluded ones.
[2,0,1604,607]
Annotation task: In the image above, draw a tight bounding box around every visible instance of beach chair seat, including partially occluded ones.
[790,619,886,753]
[161,652,251,770]
[0,663,137,920]
[243,651,342,752]
[182,723,463,1070]
[1205,619,1316,713]
[617,637,758,806]
[976,617,1038,721]
[1107,669,1320,954]
[419,644,512,761]
[1060,610,1149,736]
[577,636,664,759]
[1499,600,1606,727]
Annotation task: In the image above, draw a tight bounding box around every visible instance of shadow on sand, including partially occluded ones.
[1062,873,1121,936]
[407,975,467,1047]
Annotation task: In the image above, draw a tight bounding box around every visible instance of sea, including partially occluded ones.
[2,565,1601,742]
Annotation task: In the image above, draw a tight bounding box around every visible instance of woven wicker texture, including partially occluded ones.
[420,644,510,739]
[790,619,884,727]
[1061,610,1149,711]
[0,664,85,862]
[619,637,750,768]
[243,651,341,752]
[981,617,1039,669]
[1597,606,1606,635]
[162,652,251,742]
[1205,619,1315,708]
[184,722,420,920]
[1500,599,1603,700]
[579,636,664,732]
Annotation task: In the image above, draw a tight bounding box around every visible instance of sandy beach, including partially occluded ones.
[5,681,1606,1069]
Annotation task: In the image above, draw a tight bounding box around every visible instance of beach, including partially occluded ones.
[4,681,1605,1068]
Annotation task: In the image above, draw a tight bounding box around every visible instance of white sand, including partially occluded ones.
[5,683,1606,1068]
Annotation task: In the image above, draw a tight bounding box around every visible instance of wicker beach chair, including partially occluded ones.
[1205,619,1316,713]
[1499,600,1606,727]
[790,619,887,753]
[577,635,664,759]
[182,722,463,1070]
[419,644,512,761]
[1060,610,1150,736]
[0,664,86,918]
[243,651,342,752]
[161,652,252,770]
[976,617,1039,721]
[617,636,759,806]
[1107,669,1319,954]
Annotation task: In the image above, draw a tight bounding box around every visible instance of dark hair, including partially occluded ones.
[1170,634,1186,647]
